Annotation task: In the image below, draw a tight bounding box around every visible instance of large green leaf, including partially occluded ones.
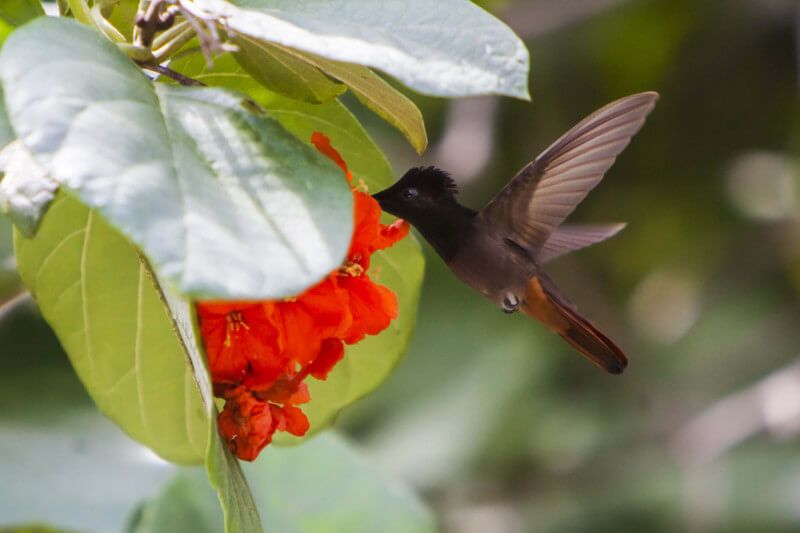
[234,36,346,104]
[0,0,43,43]
[14,194,209,463]
[168,50,427,439]
[15,194,263,532]
[0,17,353,300]
[131,433,437,533]
[200,0,530,99]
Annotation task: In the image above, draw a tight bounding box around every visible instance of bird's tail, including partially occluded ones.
[522,277,628,374]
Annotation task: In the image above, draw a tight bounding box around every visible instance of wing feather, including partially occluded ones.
[539,223,626,263]
[481,92,658,251]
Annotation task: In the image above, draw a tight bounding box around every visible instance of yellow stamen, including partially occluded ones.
[224,310,250,347]
[339,260,364,277]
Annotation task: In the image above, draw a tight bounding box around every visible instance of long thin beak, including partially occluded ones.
[371,188,390,210]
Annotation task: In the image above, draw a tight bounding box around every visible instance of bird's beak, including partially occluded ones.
[371,188,395,215]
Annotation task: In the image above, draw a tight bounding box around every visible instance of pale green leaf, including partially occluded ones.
[234,36,346,104]
[14,194,263,532]
[0,17,353,300]
[201,0,530,99]
[279,46,428,154]
[14,194,209,463]
[131,433,437,533]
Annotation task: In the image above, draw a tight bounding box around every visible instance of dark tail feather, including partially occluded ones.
[549,296,628,374]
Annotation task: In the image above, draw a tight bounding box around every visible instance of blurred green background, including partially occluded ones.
[3,0,800,531]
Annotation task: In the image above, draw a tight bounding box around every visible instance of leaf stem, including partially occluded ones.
[0,291,32,324]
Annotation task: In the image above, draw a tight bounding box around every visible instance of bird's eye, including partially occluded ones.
[402,188,418,200]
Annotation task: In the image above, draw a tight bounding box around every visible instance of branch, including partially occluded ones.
[137,62,206,87]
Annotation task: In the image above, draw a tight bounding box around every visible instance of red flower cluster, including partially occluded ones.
[197,132,409,461]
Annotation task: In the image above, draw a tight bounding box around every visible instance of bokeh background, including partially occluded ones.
[3,0,800,531]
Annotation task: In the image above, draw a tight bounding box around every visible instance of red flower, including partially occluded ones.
[197,132,408,461]
[197,303,283,385]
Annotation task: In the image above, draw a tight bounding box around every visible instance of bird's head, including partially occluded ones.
[372,166,459,222]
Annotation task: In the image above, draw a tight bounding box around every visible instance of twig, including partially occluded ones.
[136,61,206,87]
[0,291,32,324]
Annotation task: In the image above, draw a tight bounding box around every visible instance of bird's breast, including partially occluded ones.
[447,229,536,303]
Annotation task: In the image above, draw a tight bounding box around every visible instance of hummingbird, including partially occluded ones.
[372,92,659,374]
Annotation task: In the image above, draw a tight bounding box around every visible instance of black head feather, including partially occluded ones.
[398,166,459,199]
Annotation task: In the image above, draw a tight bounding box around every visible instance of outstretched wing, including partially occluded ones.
[481,92,658,252]
[539,223,626,263]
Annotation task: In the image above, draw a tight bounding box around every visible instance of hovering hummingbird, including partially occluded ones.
[373,92,659,374]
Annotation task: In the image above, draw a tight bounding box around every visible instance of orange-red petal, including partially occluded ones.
[340,275,398,344]
[197,303,281,384]
[308,337,345,380]
[217,390,276,462]
[311,131,352,182]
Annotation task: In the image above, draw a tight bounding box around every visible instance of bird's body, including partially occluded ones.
[373,92,659,374]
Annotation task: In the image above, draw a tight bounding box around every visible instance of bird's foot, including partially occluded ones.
[502,293,520,314]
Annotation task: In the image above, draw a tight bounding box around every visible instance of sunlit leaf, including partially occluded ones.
[278,46,428,154]
[234,36,346,103]
[15,194,263,532]
[200,0,530,99]
[14,194,209,463]
[0,18,353,300]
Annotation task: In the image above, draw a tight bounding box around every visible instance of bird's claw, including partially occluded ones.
[502,293,520,314]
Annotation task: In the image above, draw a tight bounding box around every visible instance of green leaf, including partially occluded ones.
[168,51,393,189]
[0,17,354,300]
[0,140,58,236]
[14,193,209,463]
[202,0,530,99]
[234,36,346,104]
[0,0,44,43]
[168,49,426,441]
[14,194,263,532]
[277,46,428,154]
[131,433,437,533]
[106,0,141,41]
